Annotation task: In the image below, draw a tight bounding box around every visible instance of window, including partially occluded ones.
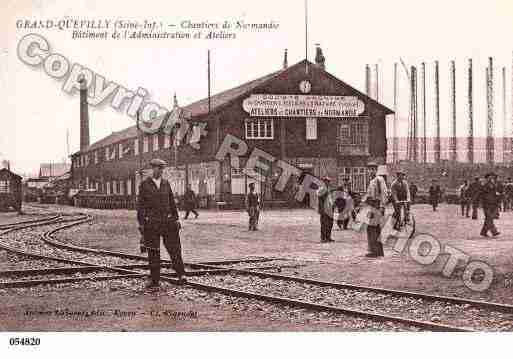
[94,151,98,164]
[134,138,139,155]
[143,136,149,153]
[119,180,125,195]
[106,181,111,195]
[164,134,171,148]
[127,178,132,195]
[153,134,159,151]
[338,121,368,146]
[0,180,9,193]
[245,119,274,139]
[105,147,109,161]
[338,167,367,193]
[119,143,124,159]
[306,117,317,140]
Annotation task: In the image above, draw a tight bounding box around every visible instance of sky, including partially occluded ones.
[1,0,513,174]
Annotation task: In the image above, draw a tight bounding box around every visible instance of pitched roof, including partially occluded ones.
[78,59,393,154]
[0,168,21,179]
[39,163,70,178]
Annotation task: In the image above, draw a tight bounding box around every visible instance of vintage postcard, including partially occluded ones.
[1,0,512,357]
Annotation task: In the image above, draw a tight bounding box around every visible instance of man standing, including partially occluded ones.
[183,184,199,219]
[479,172,500,237]
[137,159,186,288]
[246,182,260,231]
[428,179,442,211]
[390,170,411,230]
[469,177,482,220]
[409,182,418,204]
[318,177,335,242]
[335,177,355,230]
[504,178,513,212]
[458,180,471,217]
[364,163,388,257]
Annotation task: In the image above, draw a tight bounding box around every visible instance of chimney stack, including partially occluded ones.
[314,44,325,70]
[283,49,288,69]
[79,77,90,151]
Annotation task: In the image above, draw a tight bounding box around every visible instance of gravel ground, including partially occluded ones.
[0,271,119,283]
[1,225,146,267]
[190,273,513,331]
[0,250,84,271]
[0,277,420,331]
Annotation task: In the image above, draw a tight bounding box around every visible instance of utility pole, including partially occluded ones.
[449,60,457,162]
[393,62,398,163]
[486,57,494,164]
[421,62,427,163]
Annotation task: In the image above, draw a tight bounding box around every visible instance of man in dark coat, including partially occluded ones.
[335,178,356,230]
[183,184,199,219]
[137,158,186,288]
[409,182,418,204]
[428,179,442,211]
[318,177,335,242]
[479,172,500,237]
[504,178,513,212]
[468,177,481,220]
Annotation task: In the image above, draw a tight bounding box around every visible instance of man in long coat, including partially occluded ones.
[137,158,186,288]
[318,177,335,242]
[479,172,500,237]
[183,184,199,219]
[363,163,388,257]
[468,177,482,220]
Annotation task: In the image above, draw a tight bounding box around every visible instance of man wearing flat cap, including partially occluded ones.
[479,172,500,237]
[363,162,388,257]
[137,158,186,288]
[318,176,335,242]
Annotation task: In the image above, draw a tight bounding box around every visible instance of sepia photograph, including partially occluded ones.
[1,0,513,357]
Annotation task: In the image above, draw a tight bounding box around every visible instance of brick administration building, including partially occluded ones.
[71,48,393,208]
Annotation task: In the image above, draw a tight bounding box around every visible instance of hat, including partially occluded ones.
[376,165,388,177]
[485,172,497,178]
[367,161,378,168]
[322,176,332,182]
[248,182,255,188]
[149,158,167,167]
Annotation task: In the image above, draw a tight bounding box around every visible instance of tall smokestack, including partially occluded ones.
[434,61,441,163]
[502,66,507,163]
[393,62,398,163]
[374,64,379,102]
[486,57,494,164]
[449,60,457,162]
[283,49,288,69]
[467,59,474,164]
[421,62,427,163]
[365,64,371,96]
[79,77,90,151]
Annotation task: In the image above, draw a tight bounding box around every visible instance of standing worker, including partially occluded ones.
[428,179,442,211]
[479,172,500,237]
[458,180,471,217]
[390,170,411,230]
[364,163,388,257]
[183,184,199,219]
[246,182,260,231]
[318,177,335,242]
[137,158,186,288]
[504,178,513,212]
[409,182,418,204]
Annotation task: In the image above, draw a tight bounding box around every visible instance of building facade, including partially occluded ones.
[71,56,393,207]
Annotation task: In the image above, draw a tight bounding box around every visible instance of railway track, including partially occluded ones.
[2,211,513,331]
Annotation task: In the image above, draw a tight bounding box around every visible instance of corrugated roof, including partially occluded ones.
[77,60,393,154]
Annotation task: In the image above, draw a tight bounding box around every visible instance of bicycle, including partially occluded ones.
[393,200,415,237]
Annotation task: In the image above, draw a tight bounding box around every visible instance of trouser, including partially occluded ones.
[430,198,438,211]
[248,207,260,230]
[320,214,333,241]
[481,206,499,236]
[471,201,479,219]
[144,222,185,283]
[460,200,470,217]
[392,202,410,228]
[367,225,384,257]
[184,209,199,219]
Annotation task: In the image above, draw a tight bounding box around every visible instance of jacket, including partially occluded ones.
[391,179,411,202]
[137,177,179,227]
[479,182,499,208]
[365,175,388,208]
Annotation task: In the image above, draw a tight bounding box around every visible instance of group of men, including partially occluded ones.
[316,162,416,258]
[457,173,513,237]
